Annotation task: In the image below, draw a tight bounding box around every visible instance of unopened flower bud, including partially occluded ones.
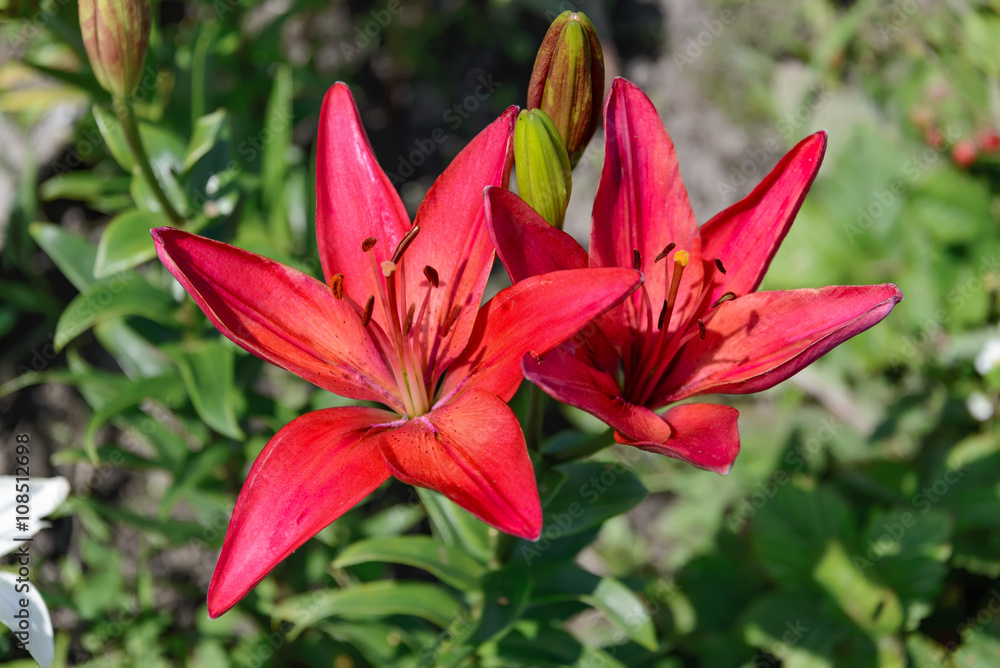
[79,0,151,98]
[514,109,572,229]
[527,11,605,167]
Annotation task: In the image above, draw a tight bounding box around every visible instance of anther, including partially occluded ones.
[710,291,736,309]
[381,260,396,277]
[329,274,344,300]
[403,304,415,336]
[439,305,461,337]
[361,295,375,327]
[714,258,727,274]
[657,300,668,330]
[655,243,676,263]
[361,237,377,253]
[697,319,706,339]
[391,226,421,264]
[632,249,641,270]
[423,265,439,288]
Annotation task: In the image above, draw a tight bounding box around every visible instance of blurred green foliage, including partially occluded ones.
[1,0,1000,666]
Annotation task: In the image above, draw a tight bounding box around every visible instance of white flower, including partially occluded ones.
[0,476,70,668]
[974,337,1000,376]
[967,392,995,422]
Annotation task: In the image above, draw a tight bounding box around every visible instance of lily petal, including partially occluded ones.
[486,186,587,283]
[700,132,828,301]
[378,389,541,540]
[591,78,702,319]
[0,571,55,667]
[438,267,642,403]
[315,82,411,328]
[153,228,403,412]
[208,406,395,617]
[408,107,517,383]
[614,403,740,475]
[0,476,70,558]
[656,284,904,402]
[521,344,672,444]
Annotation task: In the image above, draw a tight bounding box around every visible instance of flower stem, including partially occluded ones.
[113,96,185,224]
[524,382,546,453]
[542,427,613,466]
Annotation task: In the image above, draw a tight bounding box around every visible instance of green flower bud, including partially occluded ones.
[514,109,572,229]
[79,0,151,98]
[527,11,605,167]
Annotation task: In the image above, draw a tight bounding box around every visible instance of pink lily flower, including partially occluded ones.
[152,83,641,617]
[487,77,903,476]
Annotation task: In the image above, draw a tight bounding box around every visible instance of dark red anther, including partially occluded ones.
[403,303,416,336]
[361,237,377,253]
[391,226,421,264]
[697,319,706,339]
[710,292,736,309]
[714,258,727,274]
[423,265,439,288]
[329,274,344,300]
[655,242,676,263]
[361,295,375,327]
[632,249,641,270]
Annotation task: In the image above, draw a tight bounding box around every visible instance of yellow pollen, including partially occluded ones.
[674,250,690,267]
[381,260,396,277]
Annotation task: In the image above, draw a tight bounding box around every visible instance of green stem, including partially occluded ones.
[542,427,614,466]
[114,96,184,224]
[524,382,546,453]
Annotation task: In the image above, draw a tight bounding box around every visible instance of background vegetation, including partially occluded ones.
[1,0,1000,665]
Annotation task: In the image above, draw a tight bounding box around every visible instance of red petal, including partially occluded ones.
[378,390,541,540]
[591,78,703,323]
[407,108,517,382]
[153,228,402,410]
[700,132,827,302]
[615,403,740,475]
[522,344,672,444]
[438,267,642,403]
[208,407,395,617]
[485,186,587,283]
[656,284,904,402]
[315,83,412,330]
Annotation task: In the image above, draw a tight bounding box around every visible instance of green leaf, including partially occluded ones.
[163,339,244,439]
[29,222,97,291]
[262,65,293,211]
[94,209,171,277]
[184,109,228,172]
[865,509,952,629]
[160,444,232,518]
[93,319,173,379]
[82,374,186,463]
[541,461,648,537]
[470,567,532,644]
[812,540,904,637]
[131,123,188,216]
[272,581,462,638]
[334,536,485,591]
[951,631,1000,668]
[417,488,492,563]
[92,103,135,172]
[55,274,178,351]
[750,479,854,583]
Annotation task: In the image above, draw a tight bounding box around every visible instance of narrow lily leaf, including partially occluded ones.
[160,445,232,519]
[164,339,244,439]
[54,274,178,351]
[333,536,485,591]
[272,581,462,638]
[184,109,228,172]
[29,222,97,291]
[92,103,135,172]
[94,209,171,277]
[416,488,492,564]
[580,577,658,651]
[262,65,293,212]
[93,319,173,379]
[39,172,133,211]
[541,461,647,537]
[130,123,188,216]
[82,374,186,463]
[470,567,533,644]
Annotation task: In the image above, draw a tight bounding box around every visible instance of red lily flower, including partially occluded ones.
[487,77,903,475]
[153,83,641,617]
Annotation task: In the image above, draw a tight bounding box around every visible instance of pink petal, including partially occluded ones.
[590,78,704,325]
[208,407,396,617]
[315,82,412,330]
[656,284,904,403]
[615,403,740,475]
[378,389,541,540]
[406,108,517,384]
[699,132,828,302]
[521,344,672,444]
[485,186,587,283]
[153,228,402,411]
[437,267,642,403]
